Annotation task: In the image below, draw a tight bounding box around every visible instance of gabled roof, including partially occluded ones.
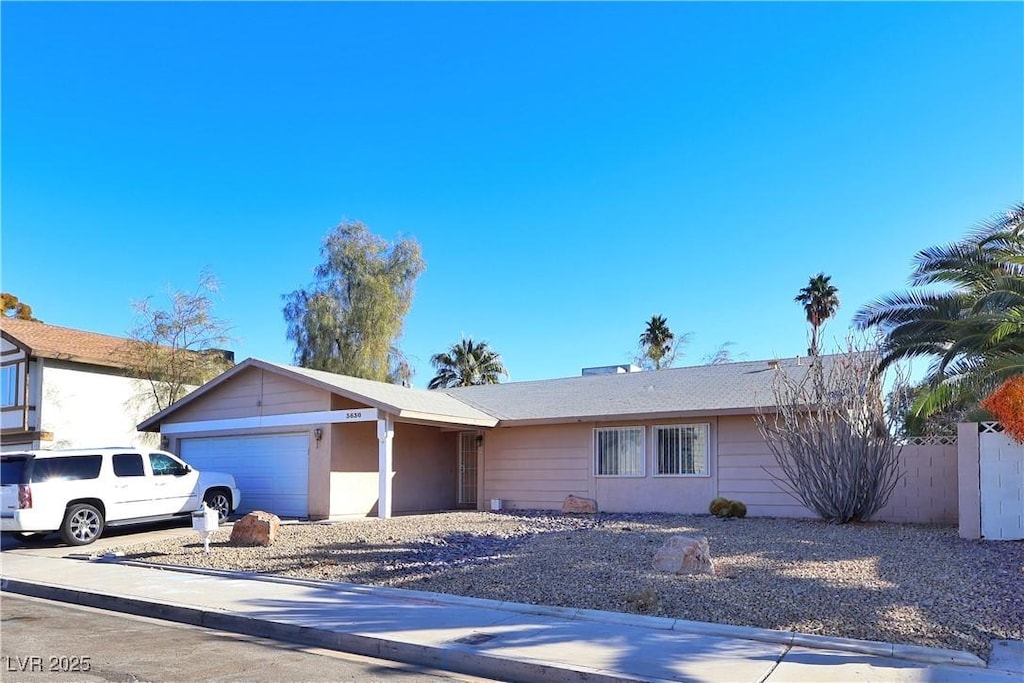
[138,358,498,431]
[443,356,825,425]
[140,354,840,432]
[0,318,138,370]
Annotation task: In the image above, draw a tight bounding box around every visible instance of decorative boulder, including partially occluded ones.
[562,494,598,514]
[652,535,715,575]
[230,511,281,547]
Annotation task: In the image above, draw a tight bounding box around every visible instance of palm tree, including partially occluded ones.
[795,273,841,356]
[638,315,680,370]
[854,203,1024,416]
[428,338,508,389]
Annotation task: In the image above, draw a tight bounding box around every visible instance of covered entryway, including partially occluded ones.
[180,433,309,517]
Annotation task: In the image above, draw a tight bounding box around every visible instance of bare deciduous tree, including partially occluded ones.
[756,343,902,523]
[125,271,234,412]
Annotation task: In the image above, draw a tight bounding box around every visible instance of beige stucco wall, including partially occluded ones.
[482,419,718,514]
[168,366,329,422]
[483,415,961,522]
[716,415,815,518]
[328,415,457,517]
[716,416,961,523]
[958,423,982,539]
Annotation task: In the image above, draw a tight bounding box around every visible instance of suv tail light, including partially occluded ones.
[18,484,32,509]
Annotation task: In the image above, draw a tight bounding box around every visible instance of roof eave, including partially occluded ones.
[396,409,498,428]
[493,406,778,428]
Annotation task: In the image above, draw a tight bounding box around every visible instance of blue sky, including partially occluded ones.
[3,2,1022,386]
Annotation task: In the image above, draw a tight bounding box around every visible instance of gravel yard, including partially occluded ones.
[113,511,1023,659]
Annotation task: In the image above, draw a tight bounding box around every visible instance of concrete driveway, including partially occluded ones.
[1,518,203,557]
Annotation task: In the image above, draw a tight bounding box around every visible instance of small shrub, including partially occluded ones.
[708,497,731,516]
[624,587,661,614]
[709,497,747,518]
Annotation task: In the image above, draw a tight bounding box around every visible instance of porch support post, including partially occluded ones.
[377,414,394,519]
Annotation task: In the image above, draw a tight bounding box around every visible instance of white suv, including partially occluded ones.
[1,447,241,546]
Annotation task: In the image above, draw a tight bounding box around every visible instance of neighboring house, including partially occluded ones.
[0,318,225,452]
[139,355,858,520]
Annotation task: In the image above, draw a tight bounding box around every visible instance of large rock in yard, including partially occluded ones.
[562,494,598,514]
[230,511,280,547]
[652,535,714,575]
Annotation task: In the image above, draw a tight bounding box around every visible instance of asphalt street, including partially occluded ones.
[1,593,494,683]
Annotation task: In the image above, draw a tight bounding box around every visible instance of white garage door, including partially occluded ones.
[179,433,309,518]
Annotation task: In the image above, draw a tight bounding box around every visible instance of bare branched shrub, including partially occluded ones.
[125,271,234,412]
[755,344,903,523]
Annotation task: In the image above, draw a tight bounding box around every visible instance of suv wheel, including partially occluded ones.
[60,504,105,546]
[204,490,231,522]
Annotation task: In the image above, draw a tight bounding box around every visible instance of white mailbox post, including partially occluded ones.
[191,502,219,553]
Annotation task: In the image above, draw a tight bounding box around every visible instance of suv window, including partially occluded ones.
[1,457,28,485]
[30,455,103,482]
[112,453,145,477]
[149,453,188,477]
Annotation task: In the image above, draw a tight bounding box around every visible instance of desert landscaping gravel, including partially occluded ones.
[113,512,1023,659]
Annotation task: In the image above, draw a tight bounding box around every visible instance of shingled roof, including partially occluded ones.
[1,318,139,369]
[443,356,828,425]
[140,354,841,431]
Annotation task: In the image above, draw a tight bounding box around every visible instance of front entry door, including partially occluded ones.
[458,432,479,507]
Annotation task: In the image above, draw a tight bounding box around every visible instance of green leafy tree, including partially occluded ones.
[886,377,989,438]
[428,338,508,389]
[795,273,840,356]
[854,203,1024,417]
[125,271,234,412]
[637,315,687,370]
[283,220,425,383]
[2,293,40,321]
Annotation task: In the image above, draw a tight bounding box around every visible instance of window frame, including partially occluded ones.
[0,364,19,408]
[149,452,189,477]
[653,423,711,478]
[593,426,646,478]
[112,453,146,478]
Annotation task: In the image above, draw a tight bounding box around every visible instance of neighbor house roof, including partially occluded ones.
[443,356,826,425]
[139,354,841,431]
[0,318,138,370]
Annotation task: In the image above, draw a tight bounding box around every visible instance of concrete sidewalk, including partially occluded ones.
[1,551,1020,683]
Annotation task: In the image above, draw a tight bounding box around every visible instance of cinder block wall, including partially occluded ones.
[875,443,959,524]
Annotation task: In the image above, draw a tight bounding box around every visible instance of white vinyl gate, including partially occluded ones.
[979,428,1024,540]
[179,433,310,518]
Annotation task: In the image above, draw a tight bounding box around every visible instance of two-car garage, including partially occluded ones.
[179,433,309,518]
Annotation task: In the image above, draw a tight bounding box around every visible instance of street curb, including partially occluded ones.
[1,576,675,683]
[89,557,986,669]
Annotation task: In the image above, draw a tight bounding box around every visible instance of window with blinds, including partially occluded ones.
[655,424,709,476]
[594,426,645,476]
